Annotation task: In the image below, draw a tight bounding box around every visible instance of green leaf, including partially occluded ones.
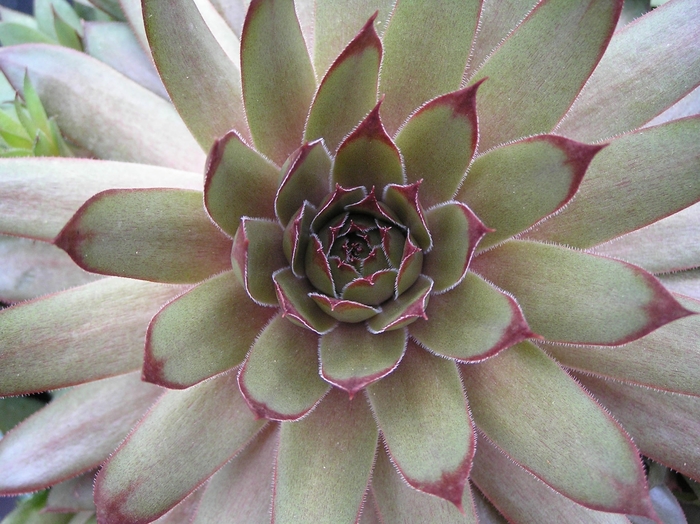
[395,84,480,209]
[50,0,84,35]
[461,341,654,517]
[468,0,620,151]
[319,324,406,397]
[659,269,700,301]
[366,274,432,334]
[94,372,266,524]
[238,314,329,420]
[367,342,474,509]
[0,397,44,434]
[526,117,700,248]
[241,0,316,164]
[0,44,204,171]
[0,109,32,149]
[0,373,161,494]
[144,271,274,389]
[143,0,250,149]
[56,189,232,284]
[0,278,183,395]
[45,471,96,512]
[0,157,201,241]
[273,388,378,523]
[556,0,700,142]
[204,130,279,238]
[410,272,533,362]
[272,267,338,334]
[457,136,604,250]
[53,9,83,50]
[305,14,381,153]
[379,0,479,134]
[472,240,693,345]
[372,446,479,524]
[471,434,634,524]
[0,22,56,46]
[1,491,73,524]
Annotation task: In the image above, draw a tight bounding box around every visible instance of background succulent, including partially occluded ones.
[0,0,699,523]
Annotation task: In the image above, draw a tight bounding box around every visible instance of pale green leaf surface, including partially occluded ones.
[358,491,382,524]
[660,269,700,302]
[0,373,162,494]
[208,0,250,38]
[0,397,43,434]
[0,44,204,171]
[576,372,700,483]
[556,0,700,142]
[0,278,183,395]
[0,235,100,303]
[45,471,96,513]
[379,0,478,134]
[527,117,700,248]
[273,267,338,334]
[53,10,82,50]
[144,0,250,148]
[472,490,510,524]
[372,446,478,524]
[144,271,274,389]
[192,0,242,66]
[241,0,316,164]
[94,372,266,524]
[367,342,474,508]
[118,0,150,52]
[469,0,619,151]
[458,136,602,250]
[86,0,126,20]
[55,189,232,284]
[472,240,692,345]
[273,388,377,524]
[461,341,653,516]
[150,490,203,524]
[239,315,328,420]
[471,434,634,524]
[410,272,532,362]
[646,84,700,127]
[0,6,39,28]
[0,22,55,46]
[0,158,201,241]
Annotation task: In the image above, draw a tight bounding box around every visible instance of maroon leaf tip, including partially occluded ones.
[338,11,382,61]
[345,97,391,146]
[549,136,607,204]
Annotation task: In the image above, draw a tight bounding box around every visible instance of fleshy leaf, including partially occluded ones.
[305,234,337,296]
[422,202,488,293]
[0,373,161,494]
[472,240,693,345]
[556,0,700,142]
[395,83,481,209]
[0,157,201,241]
[0,44,204,171]
[468,0,620,151]
[379,0,478,134]
[660,269,700,302]
[457,136,604,250]
[241,0,316,164]
[342,269,397,306]
[383,182,431,250]
[367,275,432,334]
[144,271,274,389]
[272,388,378,523]
[309,293,380,323]
[204,130,279,238]
[283,202,316,277]
[275,141,331,226]
[273,268,337,334]
[319,324,406,397]
[411,272,533,363]
[231,218,286,306]
[238,314,329,421]
[94,372,266,524]
[371,446,478,524]
[143,0,249,146]
[471,433,634,524]
[45,470,96,513]
[461,341,654,517]
[332,101,404,189]
[367,342,474,510]
[0,278,183,395]
[55,188,232,284]
[305,14,381,152]
[526,117,700,248]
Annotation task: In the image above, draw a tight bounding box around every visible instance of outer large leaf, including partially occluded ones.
[367,342,474,509]
[647,84,700,127]
[273,388,378,523]
[143,0,250,148]
[241,0,316,164]
[461,341,654,517]
[468,0,620,151]
[472,434,634,524]
[0,278,183,395]
[556,0,700,142]
[472,241,692,345]
[526,117,700,248]
[379,0,479,134]
[45,470,96,513]
[55,189,232,284]
[144,271,274,389]
[660,269,700,302]
[94,371,266,524]
[0,44,204,171]
[0,373,161,494]
[0,158,201,241]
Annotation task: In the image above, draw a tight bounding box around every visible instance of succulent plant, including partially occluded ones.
[0,0,699,523]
